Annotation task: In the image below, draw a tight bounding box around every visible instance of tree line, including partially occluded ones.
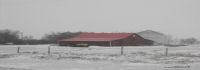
[0,29,199,45]
[0,29,22,44]
[0,29,82,45]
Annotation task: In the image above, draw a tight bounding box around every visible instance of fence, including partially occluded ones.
[1,45,200,56]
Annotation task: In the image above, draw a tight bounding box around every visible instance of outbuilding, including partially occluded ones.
[58,33,153,46]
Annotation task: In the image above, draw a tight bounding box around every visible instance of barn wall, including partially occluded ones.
[112,35,136,46]
[59,41,110,46]
[111,34,153,46]
[59,34,153,46]
[131,34,154,46]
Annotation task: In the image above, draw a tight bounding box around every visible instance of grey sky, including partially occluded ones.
[0,0,200,39]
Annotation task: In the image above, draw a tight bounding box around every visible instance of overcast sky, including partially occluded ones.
[0,0,200,39]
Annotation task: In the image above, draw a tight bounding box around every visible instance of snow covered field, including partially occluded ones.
[0,45,200,70]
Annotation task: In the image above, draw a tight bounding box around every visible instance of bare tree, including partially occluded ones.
[0,29,22,44]
[42,31,82,44]
[180,38,199,45]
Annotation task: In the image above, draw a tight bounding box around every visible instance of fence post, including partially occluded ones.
[17,46,20,53]
[48,46,51,54]
[165,48,168,56]
[121,46,124,55]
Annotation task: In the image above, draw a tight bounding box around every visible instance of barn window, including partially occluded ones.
[133,35,136,37]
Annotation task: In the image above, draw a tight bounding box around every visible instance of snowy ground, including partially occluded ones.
[0,44,200,70]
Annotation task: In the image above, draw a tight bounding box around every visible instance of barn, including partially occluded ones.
[58,33,153,46]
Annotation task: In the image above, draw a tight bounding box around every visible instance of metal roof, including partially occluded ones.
[58,33,135,42]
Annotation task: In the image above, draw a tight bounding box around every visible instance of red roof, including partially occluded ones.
[59,33,135,42]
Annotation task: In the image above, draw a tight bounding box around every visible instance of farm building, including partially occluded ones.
[58,33,153,46]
